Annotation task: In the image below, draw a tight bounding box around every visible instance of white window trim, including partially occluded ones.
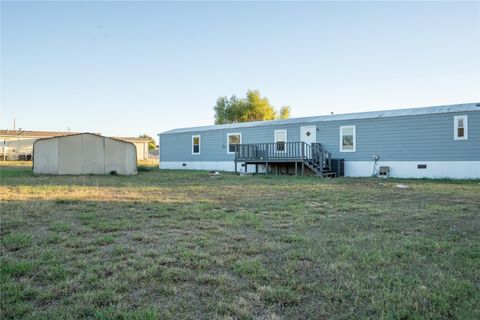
[274,129,287,152]
[227,132,242,154]
[454,115,468,140]
[340,125,356,152]
[192,135,201,155]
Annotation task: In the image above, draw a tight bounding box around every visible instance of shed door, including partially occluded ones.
[300,126,316,146]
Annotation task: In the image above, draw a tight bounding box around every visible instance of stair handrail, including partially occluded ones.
[234,142,331,168]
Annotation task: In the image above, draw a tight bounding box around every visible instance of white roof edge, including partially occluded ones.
[159,102,480,135]
[33,132,137,146]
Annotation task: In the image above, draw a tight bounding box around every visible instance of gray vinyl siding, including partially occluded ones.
[160,124,300,162]
[316,110,479,161]
[159,110,479,162]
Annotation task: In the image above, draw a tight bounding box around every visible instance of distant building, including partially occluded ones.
[0,130,151,161]
[0,130,79,160]
[33,133,137,175]
[113,137,151,161]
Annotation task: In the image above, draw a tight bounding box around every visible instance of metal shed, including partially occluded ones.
[33,133,137,175]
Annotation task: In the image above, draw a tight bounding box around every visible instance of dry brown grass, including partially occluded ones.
[1,163,479,319]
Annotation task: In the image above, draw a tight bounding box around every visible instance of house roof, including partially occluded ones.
[159,102,480,135]
[0,130,81,137]
[114,137,151,143]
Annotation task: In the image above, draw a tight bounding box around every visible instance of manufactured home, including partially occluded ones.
[158,103,480,179]
[33,133,137,175]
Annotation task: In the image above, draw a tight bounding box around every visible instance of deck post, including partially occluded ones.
[234,161,237,174]
[295,162,298,176]
[244,162,247,173]
[266,162,268,175]
[302,162,304,176]
[255,164,258,174]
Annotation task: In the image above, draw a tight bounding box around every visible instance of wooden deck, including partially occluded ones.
[234,142,332,176]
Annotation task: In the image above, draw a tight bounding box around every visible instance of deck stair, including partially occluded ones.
[304,143,334,176]
[234,142,333,176]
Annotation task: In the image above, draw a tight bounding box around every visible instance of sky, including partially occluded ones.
[1,1,479,142]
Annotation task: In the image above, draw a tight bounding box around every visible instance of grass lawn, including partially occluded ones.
[1,163,479,319]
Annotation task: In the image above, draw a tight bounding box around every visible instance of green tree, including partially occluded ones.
[277,105,291,120]
[213,90,291,124]
[139,134,157,150]
[214,95,248,124]
[244,90,276,122]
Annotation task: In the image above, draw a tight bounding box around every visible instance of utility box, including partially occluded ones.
[331,159,344,177]
[379,166,390,178]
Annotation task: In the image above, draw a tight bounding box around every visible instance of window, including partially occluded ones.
[340,125,356,152]
[275,130,287,152]
[227,133,242,154]
[454,115,468,140]
[192,135,200,154]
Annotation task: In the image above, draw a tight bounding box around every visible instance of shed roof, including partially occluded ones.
[33,132,137,148]
[160,102,480,135]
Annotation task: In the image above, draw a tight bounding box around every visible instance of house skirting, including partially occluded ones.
[159,161,480,179]
[160,161,264,172]
[345,161,480,179]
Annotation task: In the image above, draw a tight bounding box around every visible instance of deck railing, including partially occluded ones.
[234,142,331,168]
